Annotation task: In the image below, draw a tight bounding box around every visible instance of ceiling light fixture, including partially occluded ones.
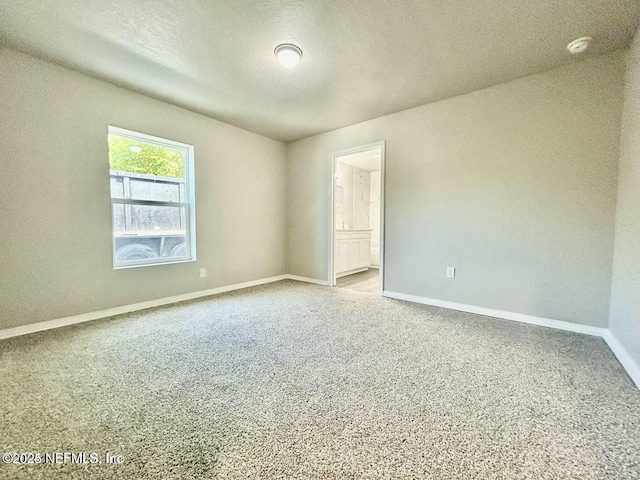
[275,44,302,69]
[567,37,592,55]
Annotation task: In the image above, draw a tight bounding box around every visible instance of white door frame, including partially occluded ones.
[328,140,386,294]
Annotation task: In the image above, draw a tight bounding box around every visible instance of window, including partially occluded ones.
[108,126,196,268]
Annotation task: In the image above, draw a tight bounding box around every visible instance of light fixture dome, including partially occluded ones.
[275,44,302,69]
[567,37,592,55]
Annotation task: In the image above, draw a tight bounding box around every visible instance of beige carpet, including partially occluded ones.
[1,280,639,479]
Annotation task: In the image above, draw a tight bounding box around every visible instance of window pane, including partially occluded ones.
[113,204,186,233]
[110,172,185,202]
[108,127,194,267]
[114,235,188,262]
[129,176,183,202]
[112,203,125,232]
[108,134,186,202]
[108,134,185,178]
[112,205,188,261]
[110,176,125,199]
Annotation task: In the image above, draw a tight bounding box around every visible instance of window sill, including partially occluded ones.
[113,258,196,270]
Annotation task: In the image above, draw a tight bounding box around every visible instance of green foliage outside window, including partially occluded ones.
[108,135,185,178]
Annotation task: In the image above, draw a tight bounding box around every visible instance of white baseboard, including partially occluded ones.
[383,290,640,389]
[602,330,640,388]
[0,275,290,341]
[0,274,333,341]
[383,290,605,336]
[285,275,330,286]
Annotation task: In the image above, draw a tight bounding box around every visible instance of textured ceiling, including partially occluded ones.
[1,0,638,142]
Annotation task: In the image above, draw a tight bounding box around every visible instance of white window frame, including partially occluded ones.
[108,126,196,269]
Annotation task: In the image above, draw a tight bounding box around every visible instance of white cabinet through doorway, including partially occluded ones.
[335,230,371,276]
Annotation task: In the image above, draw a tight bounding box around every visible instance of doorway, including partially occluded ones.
[329,141,385,295]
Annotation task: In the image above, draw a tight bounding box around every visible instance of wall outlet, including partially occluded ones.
[199,268,207,278]
[446,267,455,279]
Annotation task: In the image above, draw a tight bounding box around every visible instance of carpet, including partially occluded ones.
[1,280,638,479]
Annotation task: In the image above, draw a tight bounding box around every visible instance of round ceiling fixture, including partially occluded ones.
[567,37,592,55]
[275,44,302,69]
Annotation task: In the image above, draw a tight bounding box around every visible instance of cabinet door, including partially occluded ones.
[336,239,350,273]
[359,239,371,267]
[350,239,361,269]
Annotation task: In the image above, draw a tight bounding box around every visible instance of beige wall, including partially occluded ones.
[286,53,625,327]
[0,48,287,329]
[609,32,640,365]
